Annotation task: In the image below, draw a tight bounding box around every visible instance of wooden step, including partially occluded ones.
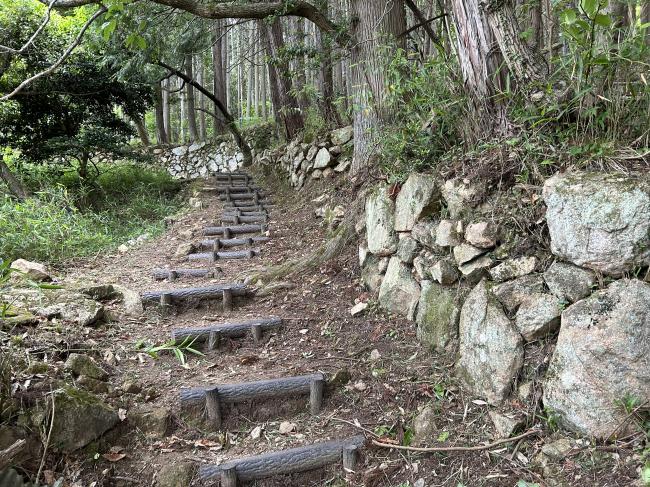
[202,224,266,237]
[171,317,282,343]
[187,249,259,261]
[152,268,218,281]
[198,435,364,485]
[141,284,248,312]
[224,201,275,209]
[199,236,270,249]
[220,214,268,224]
[181,373,326,428]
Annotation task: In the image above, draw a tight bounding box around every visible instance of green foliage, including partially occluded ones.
[135,336,204,366]
[380,49,463,183]
[0,164,181,263]
[240,120,278,151]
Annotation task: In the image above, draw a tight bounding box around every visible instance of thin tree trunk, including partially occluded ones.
[316,0,342,128]
[197,56,207,140]
[133,115,150,148]
[185,54,199,142]
[154,80,169,145]
[163,78,172,142]
[179,76,186,142]
[212,20,228,135]
[349,0,407,175]
[0,157,30,200]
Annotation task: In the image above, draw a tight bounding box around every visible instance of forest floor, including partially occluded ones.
[33,168,643,487]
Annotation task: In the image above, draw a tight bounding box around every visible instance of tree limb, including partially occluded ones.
[402,0,446,57]
[1,6,107,101]
[0,0,58,55]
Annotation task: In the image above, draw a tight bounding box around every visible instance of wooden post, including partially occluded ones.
[227,174,232,184]
[222,288,233,312]
[310,377,324,415]
[342,445,358,473]
[220,466,237,487]
[253,192,259,205]
[224,227,233,239]
[246,249,255,259]
[212,239,221,252]
[211,251,219,262]
[208,330,221,350]
[168,270,178,282]
[251,323,262,344]
[205,387,222,429]
[160,293,172,316]
[233,215,240,225]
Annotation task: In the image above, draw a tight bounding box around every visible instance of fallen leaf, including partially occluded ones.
[102,453,126,462]
[471,399,488,406]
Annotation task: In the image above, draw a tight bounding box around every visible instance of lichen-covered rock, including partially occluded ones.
[413,252,436,281]
[543,261,596,303]
[130,407,171,439]
[430,258,460,285]
[453,243,486,266]
[378,257,420,319]
[65,353,108,381]
[458,255,492,280]
[543,279,650,439]
[488,256,537,282]
[34,290,104,327]
[112,284,143,316]
[361,255,384,292]
[412,406,437,446]
[43,386,119,452]
[365,186,398,256]
[411,220,438,249]
[10,259,51,281]
[492,275,545,313]
[330,125,353,146]
[174,242,194,258]
[157,462,195,487]
[465,222,498,248]
[396,235,421,264]
[489,411,522,438]
[515,293,562,341]
[395,173,440,231]
[441,178,484,219]
[435,219,462,247]
[543,171,650,276]
[456,280,524,404]
[313,148,332,169]
[416,281,458,351]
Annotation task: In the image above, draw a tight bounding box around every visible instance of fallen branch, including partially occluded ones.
[0,439,27,471]
[372,429,541,453]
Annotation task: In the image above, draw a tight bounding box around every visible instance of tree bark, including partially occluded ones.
[154,80,169,145]
[158,61,253,166]
[316,0,342,127]
[133,115,151,148]
[163,77,172,142]
[258,20,283,131]
[197,56,207,140]
[349,0,407,175]
[0,157,30,200]
[185,54,199,142]
[212,20,228,135]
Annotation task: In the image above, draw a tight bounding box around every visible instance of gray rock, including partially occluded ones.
[543,279,650,439]
[411,220,439,249]
[488,256,537,282]
[430,258,460,285]
[329,145,342,156]
[361,255,384,293]
[489,411,522,438]
[306,145,318,161]
[65,353,108,381]
[543,171,650,275]
[330,125,353,146]
[544,261,596,303]
[540,438,574,460]
[157,462,195,487]
[10,259,50,281]
[359,244,369,267]
[412,406,437,446]
[171,146,187,156]
[458,255,492,281]
[413,252,436,281]
[453,243,486,266]
[378,257,390,274]
[515,293,562,341]
[492,275,545,313]
[416,281,458,351]
[441,178,484,219]
[456,280,524,404]
[174,242,194,258]
[322,167,334,178]
[45,386,119,452]
[378,257,421,320]
[35,290,104,327]
[365,186,398,256]
[465,222,498,248]
[130,407,171,439]
[396,236,421,264]
[395,173,440,232]
[311,169,323,179]
[313,148,332,169]
[112,284,143,316]
[435,220,462,247]
[333,158,351,173]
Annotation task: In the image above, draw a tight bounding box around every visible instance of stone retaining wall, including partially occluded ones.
[154,142,244,179]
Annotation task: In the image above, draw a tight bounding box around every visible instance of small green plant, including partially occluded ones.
[135,336,204,366]
[641,460,650,486]
[437,430,449,442]
[541,406,561,432]
[617,392,641,414]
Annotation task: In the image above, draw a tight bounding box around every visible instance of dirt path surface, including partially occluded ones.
[51,170,639,487]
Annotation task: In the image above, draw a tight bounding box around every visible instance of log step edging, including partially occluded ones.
[171,317,282,343]
[198,435,365,483]
[152,268,217,281]
[220,215,268,224]
[187,249,260,261]
[141,284,248,313]
[203,224,266,237]
[224,201,275,209]
[199,236,270,249]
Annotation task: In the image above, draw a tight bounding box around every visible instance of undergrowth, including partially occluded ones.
[0,163,182,263]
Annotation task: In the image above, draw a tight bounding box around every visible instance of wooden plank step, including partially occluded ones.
[221,209,269,217]
[141,284,248,312]
[224,201,275,209]
[219,192,269,202]
[152,268,217,281]
[220,214,268,224]
[222,205,272,214]
[171,317,282,342]
[213,172,250,179]
[202,224,266,236]
[214,186,264,193]
[187,249,259,261]
[199,236,270,249]
[198,435,364,484]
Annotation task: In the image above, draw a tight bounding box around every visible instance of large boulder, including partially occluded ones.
[416,281,458,351]
[313,148,333,169]
[378,257,420,320]
[543,279,650,439]
[543,171,650,275]
[456,280,524,404]
[394,174,440,231]
[44,386,119,452]
[365,187,398,256]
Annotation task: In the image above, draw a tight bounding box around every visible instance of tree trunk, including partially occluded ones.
[163,78,172,142]
[154,81,169,145]
[212,20,228,135]
[197,56,207,140]
[133,115,151,148]
[349,0,406,175]
[316,0,342,128]
[185,54,199,142]
[258,20,282,128]
[0,157,30,200]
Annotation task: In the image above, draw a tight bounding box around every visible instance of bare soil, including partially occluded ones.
[6,169,643,487]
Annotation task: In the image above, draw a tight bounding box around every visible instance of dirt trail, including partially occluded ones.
[57,170,638,487]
